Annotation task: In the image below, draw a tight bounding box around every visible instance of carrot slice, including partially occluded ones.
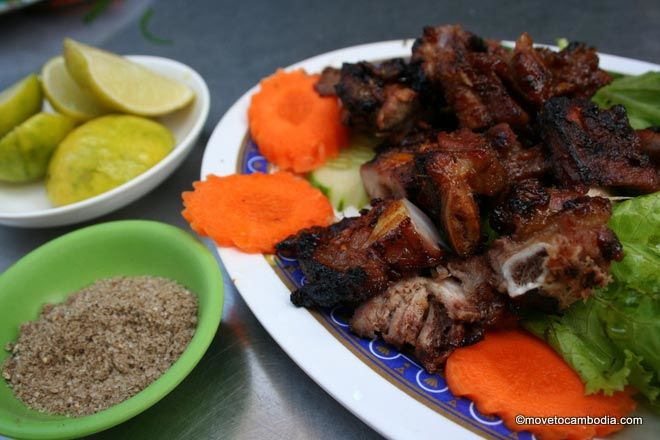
[445,330,636,440]
[182,172,334,253]
[248,69,349,173]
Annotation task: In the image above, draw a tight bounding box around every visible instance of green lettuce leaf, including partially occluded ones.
[608,192,660,245]
[524,192,660,409]
[525,301,632,395]
[609,243,660,295]
[592,71,660,129]
[555,38,569,51]
[596,284,660,378]
[608,192,660,294]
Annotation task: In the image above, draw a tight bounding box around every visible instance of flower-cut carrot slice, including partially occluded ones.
[445,330,636,440]
[248,68,349,173]
[182,172,334,253]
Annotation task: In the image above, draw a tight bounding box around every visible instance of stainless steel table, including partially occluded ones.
[1,0,659,438]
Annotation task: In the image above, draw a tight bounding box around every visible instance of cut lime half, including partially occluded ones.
[63,38,195,116]
[42,56,109,122]
[0,74,43,138]
[0,112,74,183]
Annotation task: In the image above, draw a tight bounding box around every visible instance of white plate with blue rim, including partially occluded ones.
[200,40,660,440]
[0,55,209,228]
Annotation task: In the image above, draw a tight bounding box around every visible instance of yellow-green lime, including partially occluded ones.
[0,112,74,183]
[41,56,109,122]
[0,74,43,138]
[46,115,175,206]
[63,38,195,116]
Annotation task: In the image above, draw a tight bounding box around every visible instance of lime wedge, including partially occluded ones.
[47,115,174,206]
[0,74,43,138]
[41,56,109,122]
[63,38,194,116]
[0,113,74,183]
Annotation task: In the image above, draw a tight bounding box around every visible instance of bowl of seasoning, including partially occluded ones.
[0,220,223,439]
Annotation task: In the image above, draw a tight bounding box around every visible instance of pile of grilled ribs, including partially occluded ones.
[277,25,660,373]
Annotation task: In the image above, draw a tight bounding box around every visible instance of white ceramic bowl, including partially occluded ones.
[0,55,210,228]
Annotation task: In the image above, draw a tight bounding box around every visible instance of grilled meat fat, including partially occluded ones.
[277,199,445,308]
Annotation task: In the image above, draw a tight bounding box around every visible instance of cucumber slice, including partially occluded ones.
[308,136,377,211]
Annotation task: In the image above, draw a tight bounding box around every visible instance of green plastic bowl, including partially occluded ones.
[0,220,224,439]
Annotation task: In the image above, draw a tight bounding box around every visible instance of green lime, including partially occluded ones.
[0,74,43,138]
[0,113,74,183]
[63,38,194,116]
[46,115,175,206]
[42,56,109,122]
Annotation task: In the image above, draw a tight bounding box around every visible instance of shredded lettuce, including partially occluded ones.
[524,192,660,410]
[592,71,660,129]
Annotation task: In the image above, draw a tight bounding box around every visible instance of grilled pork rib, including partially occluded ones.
[411,24,529,130]
[350,257,505,373]
[540,97,660,193]
[362,128,516,256]
[490,179,586,236]
[510,34,611,107]
[488,181,623,308]
[637,127,660,165]
[277,199,445,308]
[315,67,341,96]
[334,59,420,135]
[484,123,549,182]
[359,132,439,200]
[361,149,417,199]
[416,130,509,256]
[289,24,638,374]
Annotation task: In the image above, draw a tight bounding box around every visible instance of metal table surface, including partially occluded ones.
[0,0,658,439]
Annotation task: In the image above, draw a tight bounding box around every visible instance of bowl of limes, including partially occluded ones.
[0,39,210,228]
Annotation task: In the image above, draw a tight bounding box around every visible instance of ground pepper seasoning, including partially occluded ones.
[2,276,198,417]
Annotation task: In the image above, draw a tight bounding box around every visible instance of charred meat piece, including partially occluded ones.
[378,122,440,150]
[488,191,623,309]
[277,199,445,308]
[416,130,509,256]
[362,128,512,256]
[510,34,612,107]
[411,24,529,130]
[443,256,507,326]
[350,257,505,373]
[315,67,341,96]
[540,97,660,193]
[637,127,660,164]
[335,59,419,134]
[537,41,612,100]
[360,132,438,199]
[509,32,554,106]
[490,179,586,236]
[484,123,549,181]
[362,124,543,201]
[361,150,417,199]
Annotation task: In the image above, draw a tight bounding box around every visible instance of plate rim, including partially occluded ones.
[200,39,660,440]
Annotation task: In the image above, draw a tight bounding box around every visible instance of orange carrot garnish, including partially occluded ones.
[182,172,334,253]
[248,69,348,173]
[445,330,636,440]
